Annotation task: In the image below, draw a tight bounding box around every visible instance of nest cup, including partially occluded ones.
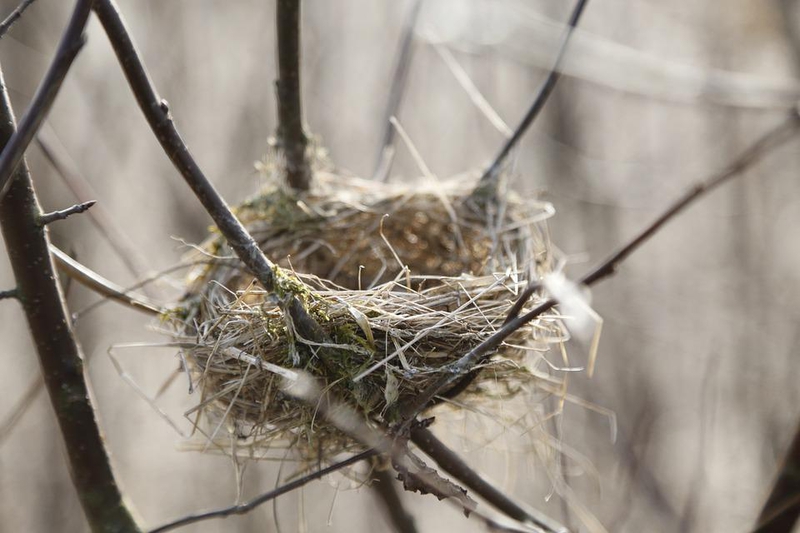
[168,164,562,462]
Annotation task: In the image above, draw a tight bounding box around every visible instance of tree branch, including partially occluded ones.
[39,199,95,225]
[50,244,164,316]
[36,135,151,279]
[275,0,312,191]
[91,0,328,357]
[471,0,591,203]
[410,425,568,533]
[149,450,377,533]
[0,57,141,533]
[372,0,423,182]
[0,0,92,202]
[0,0,38,40]
[403,111,800,422]
[0,287,17,299]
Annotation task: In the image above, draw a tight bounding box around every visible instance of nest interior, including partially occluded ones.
[168,171,563,461]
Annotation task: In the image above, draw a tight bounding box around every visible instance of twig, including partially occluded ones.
[0,0,92,202]
[753,419,800,532]
[50,244,164,316]
[0,0,38,40]
[284,373,547,533]
[275,0,312,191]
[149,450,378,533]
[36,134,151,279]
[91,0,329,356]
[371,467,419,533]
[403,111,800,422]
[0,288,17,300]
[39,200,95,225]
[0,57,141,533]
[372,0,423,182]
[92,0,276,291]
[471,0,590,202]
[410,425,569,533]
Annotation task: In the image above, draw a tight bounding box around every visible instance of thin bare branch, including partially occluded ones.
[0,288,17,300]
[471,0,591,202]
[91,0,276,291]
[149,450,377,533]
[92,0,329,354]
[284,373,564,532]
[0,55,141,533]
[39,199,95,225]
[36,134,151,279]
[411,425,569,533]
[0,0,38,39]
[372,0,423,182]
[0,0,92,202]
[50,245,164,316]
[275,0,312,191]
[403,111,800,422]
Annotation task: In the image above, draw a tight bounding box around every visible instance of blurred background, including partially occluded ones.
[2,0,800,531]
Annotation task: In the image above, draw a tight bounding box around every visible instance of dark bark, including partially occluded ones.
[275,0,312,191]
[0,62,141,532]
[0,0,92,200]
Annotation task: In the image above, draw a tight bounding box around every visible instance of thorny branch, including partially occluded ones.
[275,0,312,191]
[402,110,800,424]
[0,0,92,201]
[471,0,591,203]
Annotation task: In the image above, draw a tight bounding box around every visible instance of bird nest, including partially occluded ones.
[165,168,565,463]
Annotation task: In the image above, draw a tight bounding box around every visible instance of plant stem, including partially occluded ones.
[92,0,327,345]
[404,111,800,422]
[410,426,568,533]
[0,0,92,201]
[471,0,591,203]
[275,0,312,191]
[0,60,141,533]
[0,0,39,40]
[372,0,423,182]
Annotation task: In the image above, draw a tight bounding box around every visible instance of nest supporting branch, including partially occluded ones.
[275,0,312,191]
[404,110,800,424]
